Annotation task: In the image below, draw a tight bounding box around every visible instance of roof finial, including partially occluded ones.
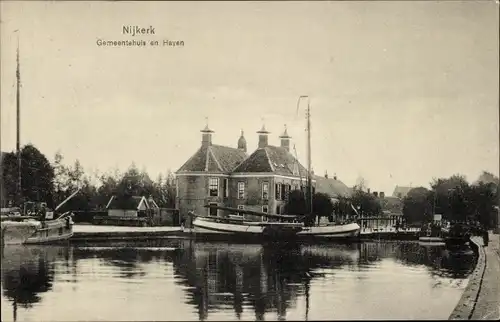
[279,123,291,138]
[201,116,214,133]
[257,118,270,134]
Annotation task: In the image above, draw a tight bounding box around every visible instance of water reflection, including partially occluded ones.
[0,240,476,321]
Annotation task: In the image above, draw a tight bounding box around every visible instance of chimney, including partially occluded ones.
[201,123,214,147]
[279,124,291,152]
[367,188,371,194]
[324,170,328,179]
[237,130,247,152]
[373,191,379,197]
[380,191,385,199]
[257,124,270,149]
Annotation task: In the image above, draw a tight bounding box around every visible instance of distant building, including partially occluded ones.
[314,172,351,202]
[106,195,151,217]
[392,185,413,199]
[175,123,315,221]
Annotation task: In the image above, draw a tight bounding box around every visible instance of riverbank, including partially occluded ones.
[449,232,500,320]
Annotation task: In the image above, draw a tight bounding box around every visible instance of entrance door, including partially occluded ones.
[208,203,218,217]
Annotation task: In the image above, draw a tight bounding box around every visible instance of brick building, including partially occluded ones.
[175,124,315,222]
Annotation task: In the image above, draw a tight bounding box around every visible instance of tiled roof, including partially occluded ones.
[106,195,149,210]
[314,175,352,198]
[233,145,308,177]
[177,144,247,173]
[392,185,413,198]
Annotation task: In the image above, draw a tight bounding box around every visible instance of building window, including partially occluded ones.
[275,183,281,200]
[208,202,218,217]
[209,178,219,197]
[280,184,286,201]
[284,184,291,200]
[262,182,269,200]
[238,182,245,199]
[276,205,281,215]
[312,186,316,195]
[223,178,229,198]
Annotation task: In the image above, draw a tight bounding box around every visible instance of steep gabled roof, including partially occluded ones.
[392,185,413,198]
[314,175,352,198]
[106,195,149,210]
[177,144,247,173]
[233,145,308,177]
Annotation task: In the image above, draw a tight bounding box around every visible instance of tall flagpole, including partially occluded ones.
[15,30,22,206]
[306,98,312,215]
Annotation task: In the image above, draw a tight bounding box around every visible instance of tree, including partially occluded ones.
[334,196,353,219]
[284,190,335,226]
[1,144,55,207]
[468,182,498,228]
[350,187,381,217]
[402,187,433,224]
[312,192,334,224]
[430,174,470,222]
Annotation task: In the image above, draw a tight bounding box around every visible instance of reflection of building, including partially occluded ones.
[171,242,361,321]
[175,123,315,222]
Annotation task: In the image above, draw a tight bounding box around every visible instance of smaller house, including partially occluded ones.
[106,195,150,217]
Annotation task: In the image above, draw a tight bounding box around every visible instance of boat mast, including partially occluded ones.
[306,98,312,215]
[15,31,22,206]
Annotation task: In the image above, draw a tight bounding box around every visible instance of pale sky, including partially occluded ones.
[1,1,498,194]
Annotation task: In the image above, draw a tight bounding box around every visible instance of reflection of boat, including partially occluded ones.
[418,240,446,247]
[301,244,360,262]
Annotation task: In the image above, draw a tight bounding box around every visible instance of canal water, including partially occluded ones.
[1,240,476,321]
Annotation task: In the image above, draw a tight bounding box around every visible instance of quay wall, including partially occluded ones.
[448,237,486,320]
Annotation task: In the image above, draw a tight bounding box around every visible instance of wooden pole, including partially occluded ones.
[15,32,22,206]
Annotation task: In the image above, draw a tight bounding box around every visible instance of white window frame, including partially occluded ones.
[209,178,219,197]
[238,182,245,199]
[262,182,269,200]
[276,183,282,200]
[223,178,229,198]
